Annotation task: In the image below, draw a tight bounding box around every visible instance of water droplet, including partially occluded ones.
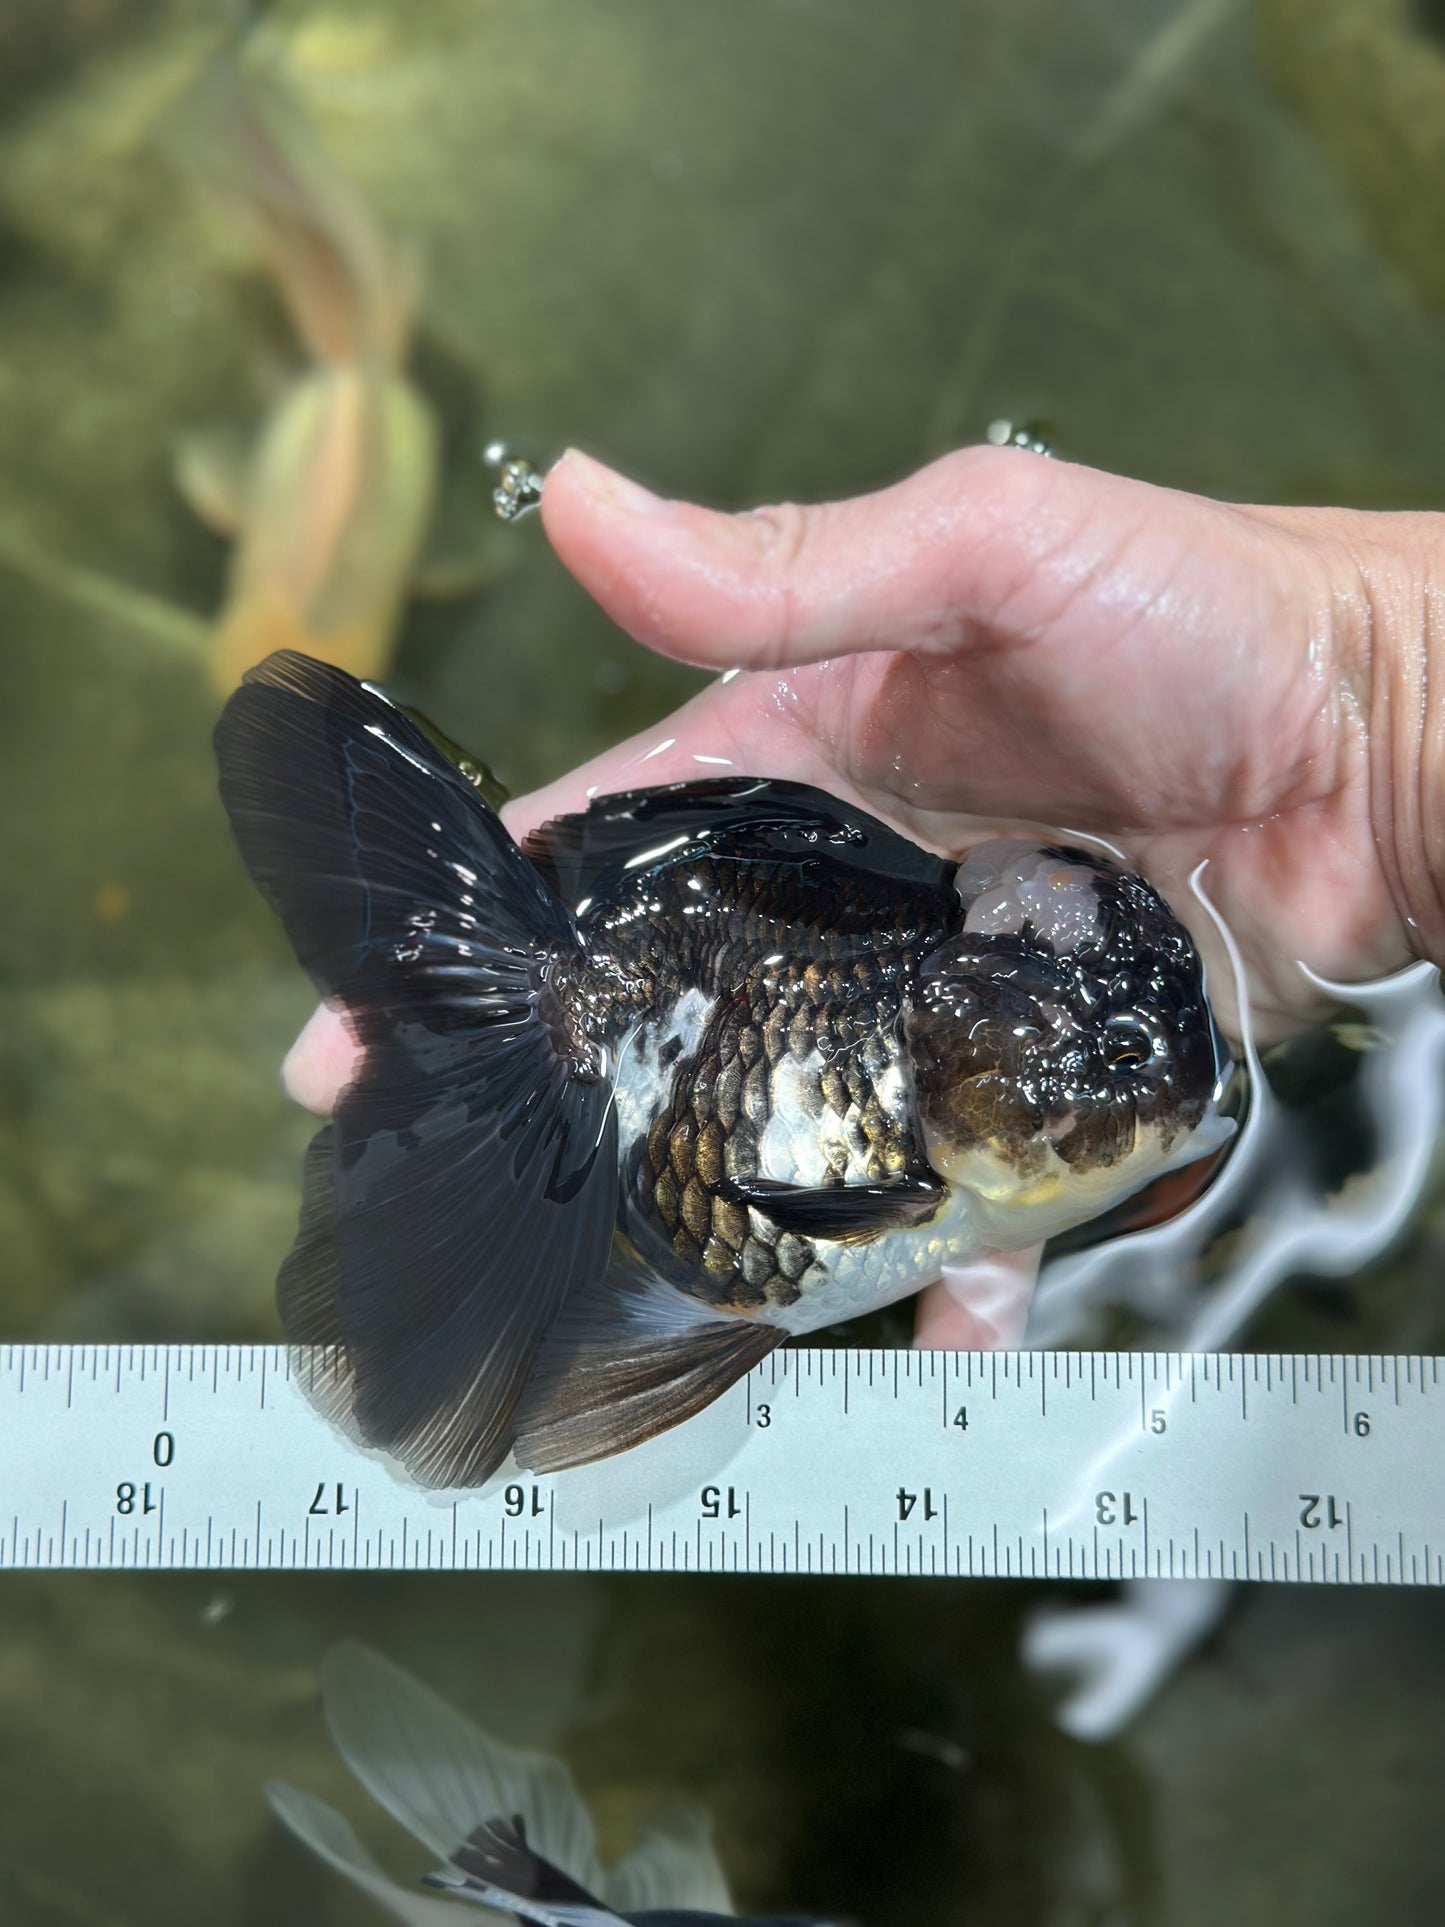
[485,442,545,521]
[985,418,1054,457]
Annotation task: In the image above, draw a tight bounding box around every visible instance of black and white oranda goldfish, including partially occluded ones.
[216,651,1229,1486]
[269,1642,838,1922]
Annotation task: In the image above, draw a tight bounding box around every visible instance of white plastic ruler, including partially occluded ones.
[1,1345,1441,1584]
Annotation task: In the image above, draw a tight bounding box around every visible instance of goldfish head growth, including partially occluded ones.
[906,840,1229,1248]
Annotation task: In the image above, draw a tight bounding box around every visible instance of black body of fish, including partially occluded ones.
[215,652,1218,1489]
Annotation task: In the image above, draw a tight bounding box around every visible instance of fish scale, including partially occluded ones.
[597,863,944,1315]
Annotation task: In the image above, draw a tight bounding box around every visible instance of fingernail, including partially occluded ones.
[557,448,670,516]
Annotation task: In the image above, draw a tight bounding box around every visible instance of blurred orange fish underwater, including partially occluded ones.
[171,59,438,693]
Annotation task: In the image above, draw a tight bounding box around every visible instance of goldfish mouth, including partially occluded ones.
[929,1105,1236,1242]
[934,1116,1145,1205]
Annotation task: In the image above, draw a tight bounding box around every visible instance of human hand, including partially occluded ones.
[284,443,1445,1343]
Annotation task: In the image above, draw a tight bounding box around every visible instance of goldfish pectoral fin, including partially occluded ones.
[605,1807,734,1918]
[410,503,516,603]
[409,548,506,603]
[263,1783,424,1917]
[424,1818,622,1924]
[175,426,254,536]
[216,652,616,1487]
[512,1268,781,1475]
[727,1175,946,1244]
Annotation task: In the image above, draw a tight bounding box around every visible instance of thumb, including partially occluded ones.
[540,443,1109,672]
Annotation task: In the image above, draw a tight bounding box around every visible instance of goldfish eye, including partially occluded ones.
[1105,1021,1154,1074]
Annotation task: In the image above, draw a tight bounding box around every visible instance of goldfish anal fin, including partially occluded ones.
[512,1266,781,1475]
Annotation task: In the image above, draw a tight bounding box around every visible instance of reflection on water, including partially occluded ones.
[3,2,1445,1921]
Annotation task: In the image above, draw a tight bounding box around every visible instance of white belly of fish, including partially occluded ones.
[755,1184,987,1335]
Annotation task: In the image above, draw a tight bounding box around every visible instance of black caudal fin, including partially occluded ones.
[215,651,617,1487]
[424,1816,624,1924]
[725,1175,945,1244]
[513,1265,780,1475]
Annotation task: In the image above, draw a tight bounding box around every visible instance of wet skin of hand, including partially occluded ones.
[286,444,1445,1346]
